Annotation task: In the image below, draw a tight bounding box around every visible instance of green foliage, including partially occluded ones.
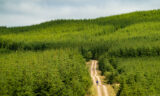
[99,56,160,96]
[96,9,160,29]
[1,9,160,96]
[1,10,160,58]
[0,49,91,96]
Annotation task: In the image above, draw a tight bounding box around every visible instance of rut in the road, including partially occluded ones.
[90,60,109,96]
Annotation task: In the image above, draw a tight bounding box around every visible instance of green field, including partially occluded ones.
[1,9,160,96]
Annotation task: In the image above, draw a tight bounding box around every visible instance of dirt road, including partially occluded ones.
[90,60,109,96]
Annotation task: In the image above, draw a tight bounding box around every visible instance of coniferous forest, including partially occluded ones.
[1,9,160,96]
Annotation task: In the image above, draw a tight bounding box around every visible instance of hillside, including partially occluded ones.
[1,10,160,56]
[0,9,160,96]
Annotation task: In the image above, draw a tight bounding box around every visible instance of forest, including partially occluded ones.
[0,9,160,96]
[0,49,91,96]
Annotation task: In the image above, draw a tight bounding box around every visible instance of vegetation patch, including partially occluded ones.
[0,49,91,96]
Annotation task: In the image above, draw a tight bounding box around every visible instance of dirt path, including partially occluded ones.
[90,60,109,96]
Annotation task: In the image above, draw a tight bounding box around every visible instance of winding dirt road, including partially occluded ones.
[90,60,109,96]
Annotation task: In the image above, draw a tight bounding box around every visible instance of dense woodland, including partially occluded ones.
[1,9,160,96]
[0,49,91,96]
